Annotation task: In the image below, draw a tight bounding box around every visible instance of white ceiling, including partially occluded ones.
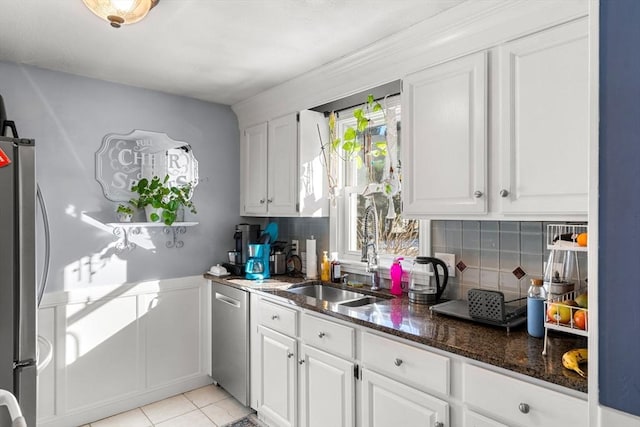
[0,0,464,105]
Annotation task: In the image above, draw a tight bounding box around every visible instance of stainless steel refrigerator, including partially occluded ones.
[0,136,37,427]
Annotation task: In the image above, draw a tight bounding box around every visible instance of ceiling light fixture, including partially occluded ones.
[82,0,159,29]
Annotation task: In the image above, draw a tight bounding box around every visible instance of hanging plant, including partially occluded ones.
[321,94,402,198]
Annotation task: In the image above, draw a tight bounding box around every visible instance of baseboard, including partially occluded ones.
[38,375,213,427]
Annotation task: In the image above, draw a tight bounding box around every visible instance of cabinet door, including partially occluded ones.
[144,288,201,388]
[298,110,329,217]
[402,51,487,216]
[463,410,508,427]
[361,369,448,427]
[498,19,588,215]
[299,344,354,427]
[242,122,269,215]
[257,325,297,427]
[268,114,298,216]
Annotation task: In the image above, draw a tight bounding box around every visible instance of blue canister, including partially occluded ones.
[527,278,547,338]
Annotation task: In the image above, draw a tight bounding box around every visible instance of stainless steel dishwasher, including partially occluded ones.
[211,282,249,406]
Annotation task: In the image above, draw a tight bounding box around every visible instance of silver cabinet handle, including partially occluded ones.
[215,293,241,308]
[394,358,403,367]
[298,359,305,365]
[434,422,444,427]
[259,198,266,204]
[500,189,510,198]
[287,351,294,359]
[271,314,279,320]
[318,332,326,338]
[267,198,273,204]
[518,403,530,414]
[473,190,483,198]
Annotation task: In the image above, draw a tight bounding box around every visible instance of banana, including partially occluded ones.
[562,348,588,378]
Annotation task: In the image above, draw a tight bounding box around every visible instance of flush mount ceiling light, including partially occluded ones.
[82,0,159,28]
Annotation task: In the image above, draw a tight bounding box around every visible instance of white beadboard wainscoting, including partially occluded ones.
[37,276,212,427]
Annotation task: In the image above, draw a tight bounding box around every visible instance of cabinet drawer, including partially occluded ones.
[362,332,449,395]
[463,364,587,427]
[257,298,297,337]
[301,313,354,359]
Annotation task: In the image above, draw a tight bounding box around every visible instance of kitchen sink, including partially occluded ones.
[337,296,383,307]
[286,284,389,307]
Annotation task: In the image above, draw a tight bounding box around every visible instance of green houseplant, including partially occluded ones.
[129,175,197,226]
[116,204,134,222]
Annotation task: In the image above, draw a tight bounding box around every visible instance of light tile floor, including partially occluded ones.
[81,385,254,427]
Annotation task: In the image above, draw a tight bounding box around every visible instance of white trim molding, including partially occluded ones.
[232,0,588,128]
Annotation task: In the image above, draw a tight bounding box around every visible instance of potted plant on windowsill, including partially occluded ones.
[129,175,197,226]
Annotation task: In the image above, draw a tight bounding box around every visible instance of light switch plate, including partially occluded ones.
[434,252,456,277]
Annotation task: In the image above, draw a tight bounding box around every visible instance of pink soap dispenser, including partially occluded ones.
[390,257,404,296]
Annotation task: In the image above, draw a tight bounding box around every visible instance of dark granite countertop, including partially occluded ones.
[204,273,588,394]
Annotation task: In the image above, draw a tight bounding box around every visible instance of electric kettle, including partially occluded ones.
[408,256,449,304]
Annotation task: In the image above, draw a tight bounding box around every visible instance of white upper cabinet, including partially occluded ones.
[267,114,299,216]
[241,122,270,215]
[497,19,588,216]
[402,51,488,216]
[401,19,588,219]
[240,111,328,217]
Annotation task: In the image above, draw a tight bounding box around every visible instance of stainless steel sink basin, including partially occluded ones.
[337,296,382,307]
[287,284,366,301]
[286,284,389,307]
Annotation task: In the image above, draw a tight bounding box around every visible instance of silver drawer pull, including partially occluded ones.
[500,189,510,198]
[318,332,326,338]
[287,351,294,359]
[271,314,279,320]
[298,359,305,365]
[394,358,403,367]
[518,403,530,414]
[473,190,483,198]
[434,422,444,427]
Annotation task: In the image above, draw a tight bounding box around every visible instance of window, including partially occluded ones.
[331,95,420,264]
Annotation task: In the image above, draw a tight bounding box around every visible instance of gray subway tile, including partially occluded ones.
[499,251,520,272]
[480,249,499,270]
[500,231,520,252]
[500,221,520,232]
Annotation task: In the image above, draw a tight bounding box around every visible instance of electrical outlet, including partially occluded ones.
[291,240,299,255]
[435,252,456,277]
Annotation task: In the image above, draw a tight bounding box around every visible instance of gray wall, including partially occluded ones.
[0,61,241,293]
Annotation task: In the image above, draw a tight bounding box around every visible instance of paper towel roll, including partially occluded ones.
[306,236,317,279]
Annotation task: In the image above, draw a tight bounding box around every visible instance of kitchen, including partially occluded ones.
[0,0,638,426]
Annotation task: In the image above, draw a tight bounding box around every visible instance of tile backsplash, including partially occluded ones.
[432,221,588,302]
[268,216,330,260]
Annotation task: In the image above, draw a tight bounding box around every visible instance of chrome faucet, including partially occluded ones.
[361,204,380,290]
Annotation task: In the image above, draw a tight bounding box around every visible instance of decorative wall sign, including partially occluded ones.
[95,130,199,202]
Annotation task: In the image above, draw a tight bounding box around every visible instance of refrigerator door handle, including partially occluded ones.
[16,140,37,362]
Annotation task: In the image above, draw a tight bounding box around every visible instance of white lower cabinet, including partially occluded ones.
[252,297,587,427]
[463,410,509,427]
[257,325,298,427]
[362,369,449,427]
[463,363,587,427]
[299,344,354,427]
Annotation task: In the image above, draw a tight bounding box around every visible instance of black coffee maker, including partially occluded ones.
[223,223,260,275]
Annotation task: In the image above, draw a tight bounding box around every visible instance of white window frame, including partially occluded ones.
[328,96,429,272]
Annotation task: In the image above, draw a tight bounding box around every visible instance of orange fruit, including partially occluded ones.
[576,233,588,247]
[573,309,588,330]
